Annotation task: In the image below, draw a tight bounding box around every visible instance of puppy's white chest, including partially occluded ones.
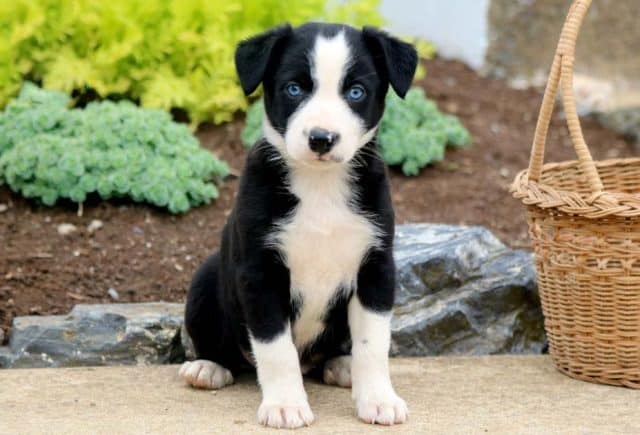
[273,168,378,349]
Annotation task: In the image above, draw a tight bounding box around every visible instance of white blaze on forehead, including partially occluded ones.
[279,29,376,165]
[283,30,368,164]
[310,31,351,98]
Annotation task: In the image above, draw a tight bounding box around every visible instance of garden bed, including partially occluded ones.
[0,58,635,339]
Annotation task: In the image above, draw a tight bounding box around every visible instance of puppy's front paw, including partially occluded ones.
[258,399,314,429]
[355,393,408,425]
[178,360,234,390]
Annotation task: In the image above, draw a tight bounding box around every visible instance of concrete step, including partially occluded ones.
[1,356,638,434]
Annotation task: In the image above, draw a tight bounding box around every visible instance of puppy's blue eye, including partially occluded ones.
[285,83,303,97]
[346,85,365,102]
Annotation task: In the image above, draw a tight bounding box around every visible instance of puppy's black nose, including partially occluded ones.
[308,128,339,155]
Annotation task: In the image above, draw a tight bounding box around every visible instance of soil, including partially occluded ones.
[0,58,636,340]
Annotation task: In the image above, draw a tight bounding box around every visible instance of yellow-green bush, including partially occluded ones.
[0,0,383,125]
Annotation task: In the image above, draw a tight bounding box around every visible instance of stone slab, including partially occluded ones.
[1,356,638,434]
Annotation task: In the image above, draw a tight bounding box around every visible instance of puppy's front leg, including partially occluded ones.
[251,324,314,429]
[350,251,408,425]
[349,298,407,425]
[238,252,313,428]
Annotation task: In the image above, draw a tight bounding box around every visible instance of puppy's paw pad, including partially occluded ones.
[258,400,314,429]
[323,355,351,388]
[356,394,408,425]
[178,360,233,390]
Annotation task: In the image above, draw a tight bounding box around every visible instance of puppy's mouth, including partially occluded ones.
[315,154,344,164]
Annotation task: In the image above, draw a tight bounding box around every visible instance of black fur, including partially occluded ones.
[362,26,418,98]
[235,24,293,96]
[185,22,416,375]
[185,140,394,373]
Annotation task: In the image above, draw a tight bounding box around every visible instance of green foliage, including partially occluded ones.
[379,88,471,175]
[0,83,228,213]
[241,99,266,148]
[0,0,383,126]
[241,88,471,175]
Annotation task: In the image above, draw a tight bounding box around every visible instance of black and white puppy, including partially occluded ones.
[179,22,417,429]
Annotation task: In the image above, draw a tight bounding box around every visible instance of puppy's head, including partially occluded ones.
[235,23,418,166]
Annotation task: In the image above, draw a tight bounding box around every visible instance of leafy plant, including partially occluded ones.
[0,83,228,213]
[241,99,266,148]
[379,88,471,175]
[0,0,383,126]
[241,88,470,175]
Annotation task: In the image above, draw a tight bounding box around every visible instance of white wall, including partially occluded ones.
[380,0,490,70]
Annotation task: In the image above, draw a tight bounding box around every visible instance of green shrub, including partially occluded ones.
[241,99,266,149]
[379,88,471,175]
[0,83,229,213]
[0,0,383,126]
[241,88,471,175]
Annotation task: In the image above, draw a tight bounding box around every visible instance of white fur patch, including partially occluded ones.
[250,325,314,428]
[263,31,382,351]
[263,116,286,149]
[283,31,371,164]
[349,297,408,425]
[268,164,379,350]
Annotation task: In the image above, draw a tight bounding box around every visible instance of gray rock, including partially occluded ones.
[598,108,640,147]
[4,303,185,368]
[391,224,544,356]
[0,346,12,368]
[181,324,196,360]
[0,224,544,369]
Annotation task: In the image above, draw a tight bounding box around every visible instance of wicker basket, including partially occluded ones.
[511,0,640,388]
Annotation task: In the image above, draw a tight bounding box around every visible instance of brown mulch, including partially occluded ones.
[0,58,636,340]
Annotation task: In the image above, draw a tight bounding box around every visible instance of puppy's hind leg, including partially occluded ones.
[179,360,233,390]
[180,252,238,390]
[323,355,352,388]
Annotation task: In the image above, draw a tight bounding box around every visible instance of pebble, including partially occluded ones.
[87,220,104,233]
[107,288,120,301]
[57,223,77,236]
[499,167,511,178]
[0,204,7,213]
[444,101,459,114]
[445,77,458,87]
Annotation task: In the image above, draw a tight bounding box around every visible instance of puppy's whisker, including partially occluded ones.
[356,147,383,163]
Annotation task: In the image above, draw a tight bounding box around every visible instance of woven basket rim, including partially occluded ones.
[511,157,640,219]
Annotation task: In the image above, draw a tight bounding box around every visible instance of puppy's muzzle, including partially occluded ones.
[308,128,340,155]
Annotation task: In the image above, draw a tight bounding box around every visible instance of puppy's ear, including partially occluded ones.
[235,24,293,96]
[363,27,418,99]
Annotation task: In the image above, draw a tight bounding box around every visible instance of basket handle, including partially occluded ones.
[527,0,604,194]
